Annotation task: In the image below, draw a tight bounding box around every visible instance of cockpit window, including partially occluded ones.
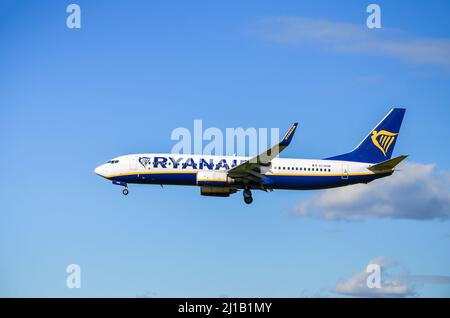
[107,160,120,164]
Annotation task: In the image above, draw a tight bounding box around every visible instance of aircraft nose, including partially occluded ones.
[94,164,106,177]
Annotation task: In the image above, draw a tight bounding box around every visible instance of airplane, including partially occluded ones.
[94,108,406,204]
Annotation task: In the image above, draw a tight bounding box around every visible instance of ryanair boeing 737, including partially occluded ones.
[94,108,406,204]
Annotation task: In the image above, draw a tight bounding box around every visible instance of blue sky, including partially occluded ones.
[1,0,450,297]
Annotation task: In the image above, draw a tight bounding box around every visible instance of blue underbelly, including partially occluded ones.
[113,173,197,185]
[110,172,390,189]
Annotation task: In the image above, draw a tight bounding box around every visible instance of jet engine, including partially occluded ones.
[200,186,237,197]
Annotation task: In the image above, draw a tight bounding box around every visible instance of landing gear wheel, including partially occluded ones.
[244,196,253,204]
[122,188,129,196]
[243,189,253,204]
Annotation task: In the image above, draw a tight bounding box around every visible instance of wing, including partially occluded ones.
[227,123,298,184]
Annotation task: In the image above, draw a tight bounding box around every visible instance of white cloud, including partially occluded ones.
[334,257,413,297]
[255,16,450,68]
[334,256,450,297]
[291,162,450,221]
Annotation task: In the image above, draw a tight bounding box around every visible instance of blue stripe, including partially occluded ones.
[110,172,391,189]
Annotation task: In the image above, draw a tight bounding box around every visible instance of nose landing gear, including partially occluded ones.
[243,189,253,204]
[112,180,129,196]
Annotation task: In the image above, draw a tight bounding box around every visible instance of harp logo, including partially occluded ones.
[138,156,152,168]
[371,130,397,156]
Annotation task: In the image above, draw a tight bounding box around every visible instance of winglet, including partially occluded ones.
[279,122,298,147]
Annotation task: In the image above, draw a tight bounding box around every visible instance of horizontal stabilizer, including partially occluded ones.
[368,155,408,172]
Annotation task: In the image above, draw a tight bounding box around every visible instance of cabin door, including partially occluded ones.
[129,156,137,170]
[341,163,349,180]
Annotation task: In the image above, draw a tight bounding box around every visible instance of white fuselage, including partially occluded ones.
[94,153,387,191]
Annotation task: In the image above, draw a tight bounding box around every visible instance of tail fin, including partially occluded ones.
[326,108,406,163]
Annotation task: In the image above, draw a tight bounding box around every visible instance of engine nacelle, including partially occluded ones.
[200,186,237,197]
[196,170,234,186]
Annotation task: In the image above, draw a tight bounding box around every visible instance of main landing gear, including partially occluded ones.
[122,188,129,196]
[243,189,253,204]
